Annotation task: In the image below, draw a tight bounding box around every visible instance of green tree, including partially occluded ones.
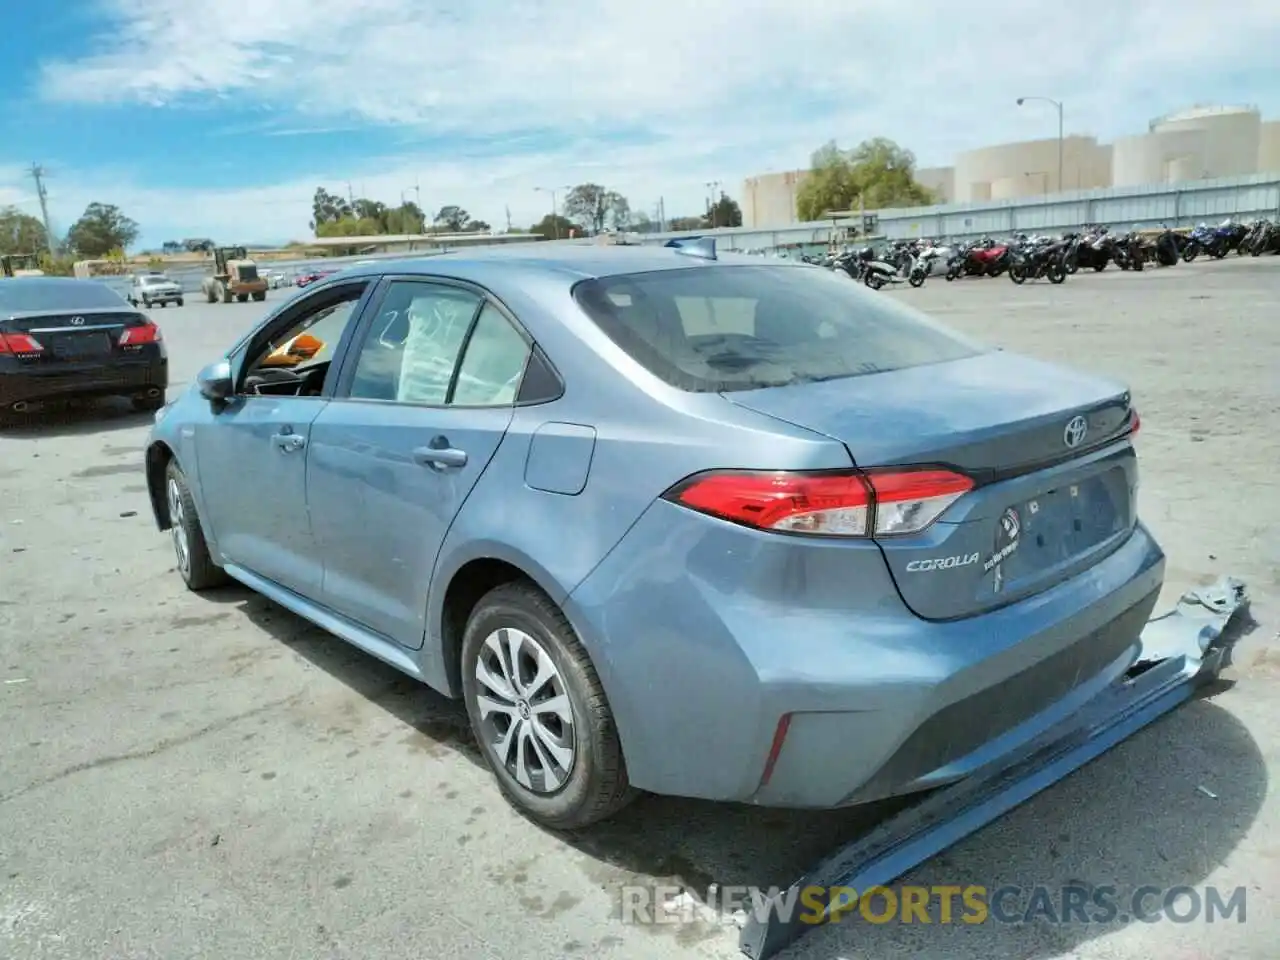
[530,213,582,240]
[385,201,425,234]
[65,202,140,257]
[311,187,351,230]
[667,216,704,232]
[796,138,935,222]
[433,205,472,231]
[0,206,49,255]
[704,192,743,228]
[563,183,630,235]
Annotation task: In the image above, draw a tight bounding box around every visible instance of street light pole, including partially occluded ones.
[705,180,722,227]
[1017,96,1064,192]
[535,187,558,239]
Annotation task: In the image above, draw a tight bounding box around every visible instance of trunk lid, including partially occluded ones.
[1,308,148,366]
[723,351,1139,620]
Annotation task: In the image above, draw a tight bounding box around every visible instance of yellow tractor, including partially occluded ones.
[200,246,268,303]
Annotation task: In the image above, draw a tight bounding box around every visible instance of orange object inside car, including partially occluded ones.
[261,332,325,367]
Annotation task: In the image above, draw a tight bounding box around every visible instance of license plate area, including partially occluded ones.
[51,333,114,359]
[1003,468,1129,576]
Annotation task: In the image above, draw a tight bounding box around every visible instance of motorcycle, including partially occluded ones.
[1007,236,1068,284]
[1077,228,1118,272]
[945,238,1010,280]
[1112,230,1147,272]
[1181,222,1217,261]
[1151,225,1180,266]
[852,246,903,290]
[908,243,945,287]
[1247,218,1279,256]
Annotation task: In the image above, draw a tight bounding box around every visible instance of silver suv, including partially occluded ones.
[128,273,185,308]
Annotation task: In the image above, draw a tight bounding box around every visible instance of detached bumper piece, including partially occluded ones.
[739,576,1249,960]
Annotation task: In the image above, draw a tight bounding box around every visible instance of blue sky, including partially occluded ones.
[3,0,1280,250]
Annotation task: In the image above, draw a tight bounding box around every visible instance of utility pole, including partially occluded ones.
[346,181,355,205]
[414,180,423,233]
[505,205,512,233]
[705,181,722,228]
[30,164,57,255]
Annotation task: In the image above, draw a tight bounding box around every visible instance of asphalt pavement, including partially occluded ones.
[1,257,1277,960]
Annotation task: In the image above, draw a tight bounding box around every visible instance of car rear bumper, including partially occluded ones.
[0,357,168,405]
[565,500,1164,808]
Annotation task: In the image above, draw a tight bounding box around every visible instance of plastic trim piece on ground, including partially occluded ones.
[739,576,1251,960]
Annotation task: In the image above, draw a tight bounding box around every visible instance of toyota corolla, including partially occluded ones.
[144,242,1151,830]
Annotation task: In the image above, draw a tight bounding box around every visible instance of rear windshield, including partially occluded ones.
[0,280,128,314]
[571,264,985,392]
[237,265,259,281]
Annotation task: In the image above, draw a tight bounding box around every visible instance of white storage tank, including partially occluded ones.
[1259,120,1280,172]
[952,135,1110,202]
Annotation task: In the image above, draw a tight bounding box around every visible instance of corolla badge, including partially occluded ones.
[1063,415,1088,448]
[70,316,85,325]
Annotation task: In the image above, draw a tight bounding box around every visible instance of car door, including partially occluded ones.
[195,279,375,598]
[306,277,534,649]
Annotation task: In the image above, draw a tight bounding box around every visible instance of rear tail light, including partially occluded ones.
[865,469,975,536]
[1129,408,1141,435]
[119,322,161,345]
[662,467,973,538]
[0,333,44,355]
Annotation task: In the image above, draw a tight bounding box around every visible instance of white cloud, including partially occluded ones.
[20,0,1280,245]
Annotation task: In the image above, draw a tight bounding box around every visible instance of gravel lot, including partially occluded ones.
[2,258,1277,960]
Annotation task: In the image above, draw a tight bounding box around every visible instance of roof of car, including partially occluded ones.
[2,276,97,291]
[330,243,805,283]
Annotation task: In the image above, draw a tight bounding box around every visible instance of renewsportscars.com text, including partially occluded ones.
[621,883,1248,927]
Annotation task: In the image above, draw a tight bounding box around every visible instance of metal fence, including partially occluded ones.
[583,171,1280,251]
[82,171,1280,293]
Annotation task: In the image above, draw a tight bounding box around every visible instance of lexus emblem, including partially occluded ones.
[70,316,85,326]
[1063,415,1088,448]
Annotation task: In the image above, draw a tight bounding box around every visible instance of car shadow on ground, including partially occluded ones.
[206,585,1268,960]
[0,397,156,439]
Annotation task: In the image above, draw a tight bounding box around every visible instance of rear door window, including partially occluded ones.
[345,280,482,405]
[572,264,984,392]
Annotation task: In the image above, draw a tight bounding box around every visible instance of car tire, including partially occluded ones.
[164,461,230,592]
[177,298,184,307]
[461,581,636,830]
[142,298,151,309]
[132,393,165,412]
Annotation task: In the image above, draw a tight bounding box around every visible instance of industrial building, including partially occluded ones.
[742,105,1280,228]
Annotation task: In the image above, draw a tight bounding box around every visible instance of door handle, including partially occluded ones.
[272,432,306,452]
[413,444,467,469]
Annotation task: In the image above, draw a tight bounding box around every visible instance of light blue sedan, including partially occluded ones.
[144,241,1154,829]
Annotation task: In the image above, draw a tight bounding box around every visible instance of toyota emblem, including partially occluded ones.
[1063,415,1088,448]
[70,316,85,326]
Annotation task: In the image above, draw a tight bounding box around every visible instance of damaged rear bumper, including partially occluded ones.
[739,576,1249,960]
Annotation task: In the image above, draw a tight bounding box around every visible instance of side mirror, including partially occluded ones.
[197,360,234,402]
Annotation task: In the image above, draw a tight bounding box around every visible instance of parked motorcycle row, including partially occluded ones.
[800,217,1280,291]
